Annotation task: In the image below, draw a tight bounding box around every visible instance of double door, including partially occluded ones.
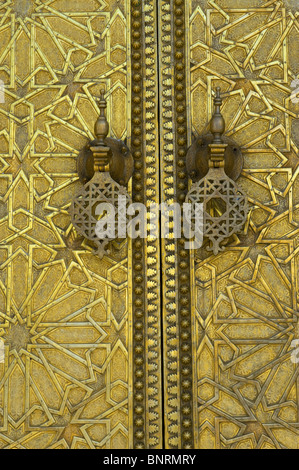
[0,0,298,449]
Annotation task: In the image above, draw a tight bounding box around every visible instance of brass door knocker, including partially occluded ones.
[70,90,133,257]
[186,87,249,255]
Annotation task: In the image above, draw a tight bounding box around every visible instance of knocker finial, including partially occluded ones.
[92,89,111,173]
[94,89,109,146]
[210,87,225,144]
[70,87,133,258]
[209,87,227,169]
[185,87,249,255]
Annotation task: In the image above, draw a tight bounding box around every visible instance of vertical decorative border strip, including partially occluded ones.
[159,0,180,448]
[143,0,163,450]
[173,0,194,449]
[131,0,162,449]
[159,0,194,449]
[128,0,133,450]
[185,0,200,448]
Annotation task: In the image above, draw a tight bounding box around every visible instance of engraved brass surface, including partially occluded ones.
[0,0,298,451]
[186,134,243,182]
[0,0,135,449]
[158,0,299,450]
[186,0,299,449]
[186,88,249,254]
[70,90,132,257]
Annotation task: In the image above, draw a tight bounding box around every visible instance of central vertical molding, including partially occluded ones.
[159,0,194,449]
[132,0,193,449]
[131,0,162,449]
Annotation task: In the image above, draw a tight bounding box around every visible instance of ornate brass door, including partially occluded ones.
[0,0,298,450]
[160,0,299,450]
[0,0,139,449]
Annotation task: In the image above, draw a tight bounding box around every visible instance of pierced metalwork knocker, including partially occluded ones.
[70,90,133,258]
[186,87,249,255]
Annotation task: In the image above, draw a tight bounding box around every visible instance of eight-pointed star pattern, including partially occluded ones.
[190,0,299,449]
[0,0,130,449]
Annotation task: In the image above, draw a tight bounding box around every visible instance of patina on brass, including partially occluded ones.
[186,134,243,182]
[186,87,243,182]
[77,137,133,186]
[0,0,297,451]
[77,91,133,185]
[70,90,132,257]
[186,88,249,255]
[0,0,135,451]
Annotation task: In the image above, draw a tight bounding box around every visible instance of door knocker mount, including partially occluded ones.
[70,90,133,258]
[186,87,249,255]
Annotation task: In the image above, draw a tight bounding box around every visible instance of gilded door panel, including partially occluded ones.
[130,0,162,450]
[159,0,299,450]
[185,0,299,449]
[1,0,298,451]
[159,0,195,449]
[0,0,135,450]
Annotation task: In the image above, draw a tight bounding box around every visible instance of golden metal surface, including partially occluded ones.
[159,0,194,449]
[186,88,249,255]
[130,0,162,449]
[0,0,133,449]
[187,0,299,449]
[0,0,298,451]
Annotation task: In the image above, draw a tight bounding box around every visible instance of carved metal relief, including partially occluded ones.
[186,88,249,254]
[0,0,298,451]
[159,0,194,450]
[187,0,299,449]
[0,0,134,450]
[70,91,133,257]
[131,0,162,450]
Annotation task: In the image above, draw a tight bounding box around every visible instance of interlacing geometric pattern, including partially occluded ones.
[159,0,194,449]
[186,170,248,255]
[130,0,162,449]
[188,0,299,448]
[0,0,298,450]
[0,0,131,449]
[71,172,131,257]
